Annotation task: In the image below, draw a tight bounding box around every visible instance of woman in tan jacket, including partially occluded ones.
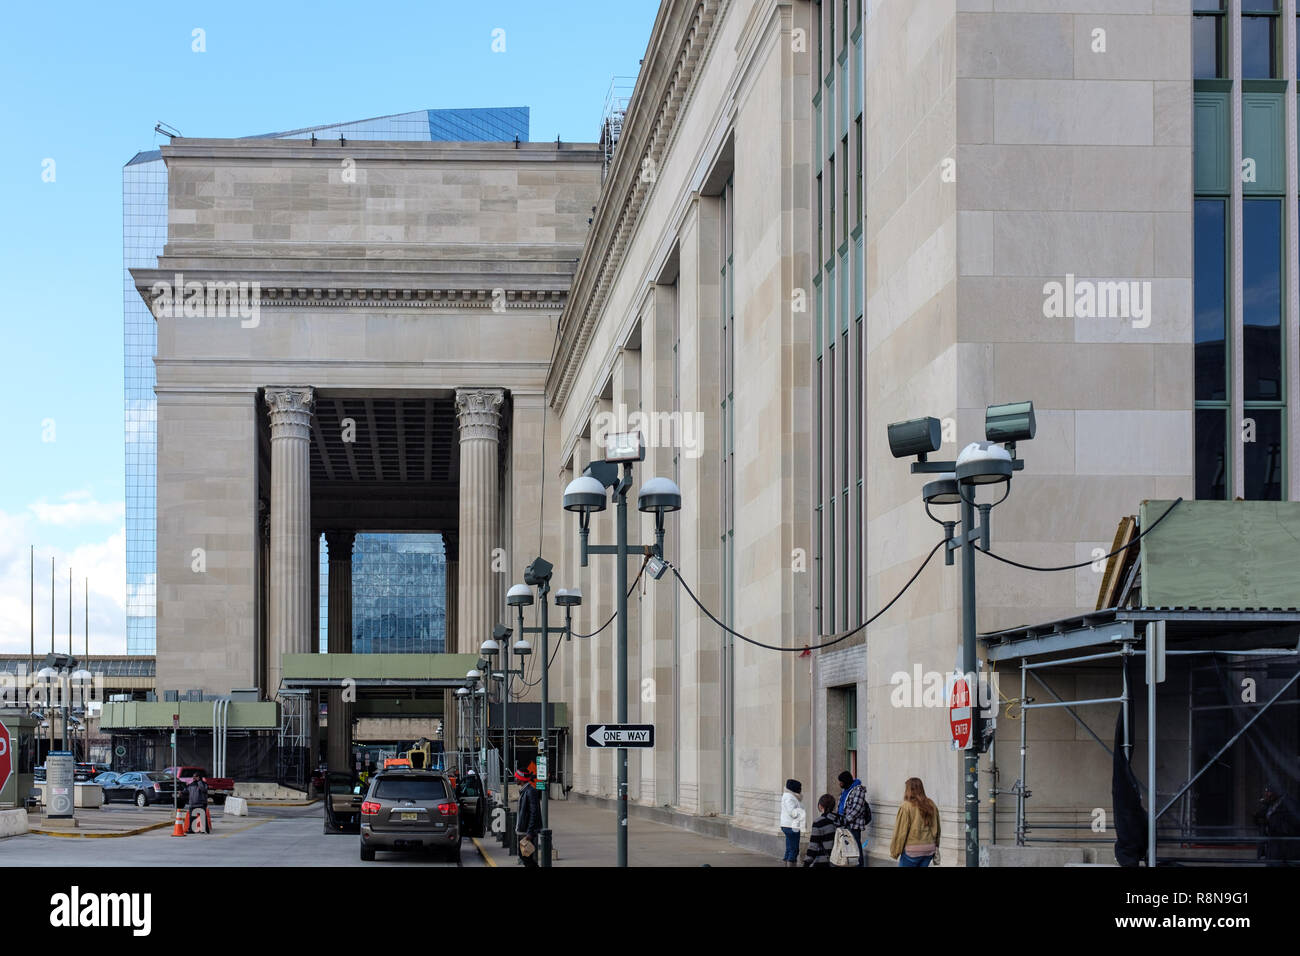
[889,777,941,867]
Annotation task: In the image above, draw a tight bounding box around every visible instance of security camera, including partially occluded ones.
[886,417,942,460]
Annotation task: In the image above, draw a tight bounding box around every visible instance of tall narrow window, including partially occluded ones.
[1194,199,1230,500]
[854,116,863,228]
[841,135,849,243]
[1242,199,1285,499]
[845,688,858,778]
[1242,200,1282,404]
[1242,0,1279,79]
[1194,2,1227,79]
[828,156,836,255]
[816,172,823,266]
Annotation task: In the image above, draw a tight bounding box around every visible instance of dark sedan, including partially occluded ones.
[90,771,121,794]
[103,771,182,807]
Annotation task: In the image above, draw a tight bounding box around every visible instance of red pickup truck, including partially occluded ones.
[165,766,234,805]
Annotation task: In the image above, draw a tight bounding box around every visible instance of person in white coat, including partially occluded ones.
[780,779,806,866]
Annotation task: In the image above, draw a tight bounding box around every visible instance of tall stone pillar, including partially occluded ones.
[325,531,355,771]
[266,386,315,698]
[455,388,505,655]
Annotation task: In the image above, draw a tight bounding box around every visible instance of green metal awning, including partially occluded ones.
[279,653,480,689]
[99,700,278,730]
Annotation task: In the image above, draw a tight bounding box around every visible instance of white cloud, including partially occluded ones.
[29,492,125,527]
[0,505,126,656]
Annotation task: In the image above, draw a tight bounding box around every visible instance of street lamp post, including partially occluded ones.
[887,402,1036,869]
[481,624,526,853]
[508,561,581,868]
[562,432,680,868]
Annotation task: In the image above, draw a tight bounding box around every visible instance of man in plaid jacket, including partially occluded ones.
[837,771,871,866]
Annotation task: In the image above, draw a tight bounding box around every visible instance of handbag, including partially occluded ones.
[519,834,535,857]
[829,826,860,867]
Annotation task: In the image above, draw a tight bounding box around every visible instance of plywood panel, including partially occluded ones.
[1140,500,1300,608]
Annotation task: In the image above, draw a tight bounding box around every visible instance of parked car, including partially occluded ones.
[75,763,111,782]
[103,771,182,807]
[456,773,488,838]
[33,766,45,782]
[163,766,234,805]
[90,771,121,798]
[359,770,460,862]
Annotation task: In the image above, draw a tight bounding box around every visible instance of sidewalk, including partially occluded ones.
[26,808,174,838]
[473,799,778,867]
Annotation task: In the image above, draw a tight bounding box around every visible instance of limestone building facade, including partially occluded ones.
[137,0,1300,860]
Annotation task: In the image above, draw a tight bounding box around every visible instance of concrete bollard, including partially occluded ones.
[223,796,249,816]
[0,809,31,838]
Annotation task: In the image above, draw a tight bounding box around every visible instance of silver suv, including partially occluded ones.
[359,770,461,863]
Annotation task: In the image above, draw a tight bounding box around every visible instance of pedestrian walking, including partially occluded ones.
[802,794,838,867]
[515,768,542,868]
[889,776,941,867]
[836,770,870,866]
[779,778,806,866]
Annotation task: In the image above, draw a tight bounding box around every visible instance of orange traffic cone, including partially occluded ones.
[172,807,187,836]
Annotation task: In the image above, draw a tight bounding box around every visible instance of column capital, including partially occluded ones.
[266,386,315,435]
[455,388,505,442]
[324,530,356,561]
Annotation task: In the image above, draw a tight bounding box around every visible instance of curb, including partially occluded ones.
[29,821,172,839]
[471,837,497,867]
[246,800,320,807]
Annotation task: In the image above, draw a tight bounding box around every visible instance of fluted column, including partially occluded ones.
[455,388,505,655]
[325,530,355,771]
[266,386,315,697]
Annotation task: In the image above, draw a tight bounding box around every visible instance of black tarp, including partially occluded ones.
[1112,656,1148,866]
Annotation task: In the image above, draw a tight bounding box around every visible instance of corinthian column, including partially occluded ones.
[266,386,315,697]
[325,530,355,771]
[455,388,505,655]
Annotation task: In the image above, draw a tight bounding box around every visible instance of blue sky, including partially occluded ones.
[0,0,659,653]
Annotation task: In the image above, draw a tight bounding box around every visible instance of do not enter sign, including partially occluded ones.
[0,719,11,795]
[950,677,972,751]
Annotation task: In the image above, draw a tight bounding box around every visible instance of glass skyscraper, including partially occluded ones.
[123,107,530,655]
[320,534,448,654]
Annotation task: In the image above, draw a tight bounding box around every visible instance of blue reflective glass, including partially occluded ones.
[1242,200,1283,403]
[1194,199,1227,403]
[1195,408,1228,501]
[1242,16,1277,79]
[1244,408,1284,500]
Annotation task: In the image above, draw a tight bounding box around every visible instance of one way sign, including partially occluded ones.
[586,723,655,748]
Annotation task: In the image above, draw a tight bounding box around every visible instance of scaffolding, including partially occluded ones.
[277,689,310,791]
[599,76,638,183]
[984,607,1300,865]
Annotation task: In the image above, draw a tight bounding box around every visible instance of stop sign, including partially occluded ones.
[0,719,11,795]
[950,677,972,750]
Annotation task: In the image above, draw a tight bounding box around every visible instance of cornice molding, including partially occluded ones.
[546,0,726,410]
[131,271,566,312]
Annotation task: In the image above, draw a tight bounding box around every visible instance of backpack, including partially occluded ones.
[830,825,860,867]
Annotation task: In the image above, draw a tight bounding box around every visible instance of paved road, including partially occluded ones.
[3,804,480,867]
